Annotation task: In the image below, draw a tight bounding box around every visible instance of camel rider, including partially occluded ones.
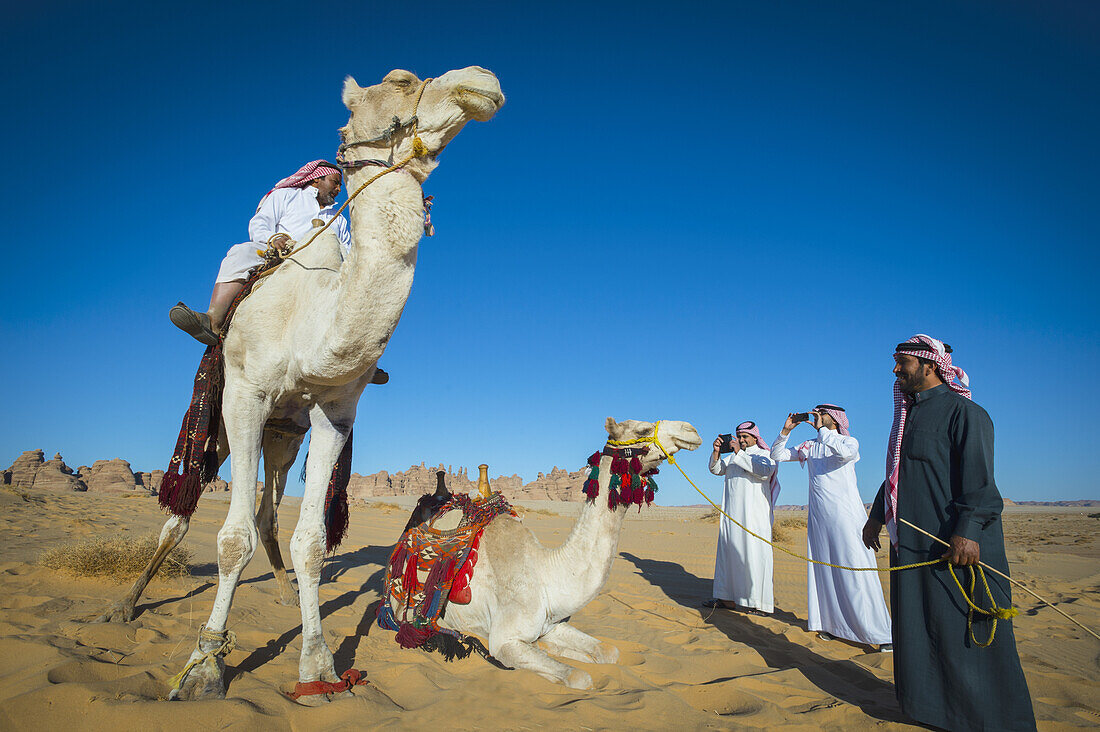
[169,160,388,383]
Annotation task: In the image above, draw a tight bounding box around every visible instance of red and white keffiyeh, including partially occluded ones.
[254,160,343,213]
[270,159,342,192]
[736,421,782,505]
[884,334,971,546]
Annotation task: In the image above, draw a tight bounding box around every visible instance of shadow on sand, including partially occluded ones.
[619,551,906,724]
[225,544,392,685]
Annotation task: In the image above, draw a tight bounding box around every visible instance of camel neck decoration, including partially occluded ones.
[137,66,505,705]
[435,417,701,688]
[582,444,660,509]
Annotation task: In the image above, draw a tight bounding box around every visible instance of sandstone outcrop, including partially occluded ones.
[347,462,586,502]
[79,458,149,494]
[3,450,87,491]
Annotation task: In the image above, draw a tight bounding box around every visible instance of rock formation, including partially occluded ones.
[347,462,587,502]
[79,458,150,494]
[3,450,87,491]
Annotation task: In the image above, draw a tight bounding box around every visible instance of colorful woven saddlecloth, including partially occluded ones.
[378,492,515,649]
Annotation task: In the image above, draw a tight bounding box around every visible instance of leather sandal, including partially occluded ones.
[169,302,219,346]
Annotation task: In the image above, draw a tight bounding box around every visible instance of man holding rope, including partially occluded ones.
[863,334,1035,731]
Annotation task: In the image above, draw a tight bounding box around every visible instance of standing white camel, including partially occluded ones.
[440,418,702,689]
[169,66,504,702]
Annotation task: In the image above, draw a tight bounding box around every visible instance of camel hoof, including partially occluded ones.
[278,591,300,607]
[168,655,226,701]
[564,668,593,690]
[93,601,136,623]
[593,643,619,664]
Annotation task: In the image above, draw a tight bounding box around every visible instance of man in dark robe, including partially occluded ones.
[863,334,1036,731]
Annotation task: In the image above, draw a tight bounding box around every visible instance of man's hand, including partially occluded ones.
[712,436,724,454]
[862,518,883,551]
[781,413,798,435]
[810,410,823,430]
[942,535,980,566]
[267,233,292,251]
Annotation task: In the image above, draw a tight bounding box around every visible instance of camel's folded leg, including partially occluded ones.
[492,637,593,690]
[539,621,619,664]
[94,514,190,623]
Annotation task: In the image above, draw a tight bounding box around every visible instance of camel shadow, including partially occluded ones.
[619,552,906,724]
[226,544,391,685]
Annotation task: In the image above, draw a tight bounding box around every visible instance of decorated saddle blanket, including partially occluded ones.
[377,492,516,650]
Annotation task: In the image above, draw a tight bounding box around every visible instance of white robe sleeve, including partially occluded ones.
[818,429,859,464]
[248,190,287,244]
[709,453,727,475]
[770,432,797,462]
[730,449,775,481]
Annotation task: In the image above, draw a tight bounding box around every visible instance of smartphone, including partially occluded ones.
[718,433,734,454]
[791,413,811,424]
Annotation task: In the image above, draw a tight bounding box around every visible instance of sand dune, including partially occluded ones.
[0,486,1096,730]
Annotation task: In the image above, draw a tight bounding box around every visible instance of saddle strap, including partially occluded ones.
[287,668,368,700]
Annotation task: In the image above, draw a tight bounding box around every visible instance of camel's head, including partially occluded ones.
[340,66,504,181]
[604,417,703,473]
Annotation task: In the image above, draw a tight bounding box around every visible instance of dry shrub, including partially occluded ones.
[366,502,404,514]
[772,516,808,544]
[699,507,721,523]
[40,535,192,581]
[515,506,555,517]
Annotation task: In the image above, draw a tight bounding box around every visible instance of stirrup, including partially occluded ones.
[169,302,219,346]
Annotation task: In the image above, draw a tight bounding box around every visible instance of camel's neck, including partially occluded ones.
[300,167,425,382]
[544,454,630,619]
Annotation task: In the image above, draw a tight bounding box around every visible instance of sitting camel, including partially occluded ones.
[439,418,701,689]
[165,65,504,702]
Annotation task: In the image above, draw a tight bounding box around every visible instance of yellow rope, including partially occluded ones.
[613,423,1015,643]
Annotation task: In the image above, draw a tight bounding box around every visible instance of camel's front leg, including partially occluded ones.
[540,622,619,664]
[288,403,351,703]
[170,388,266,701]
[258,429,304,607]
[491,634,593,690]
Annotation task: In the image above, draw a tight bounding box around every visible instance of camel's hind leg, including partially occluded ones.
[491,635,593,690]
[170,386,266,701]
[95,439,231,623]
[540,621,619,664]
[257,428,305,607]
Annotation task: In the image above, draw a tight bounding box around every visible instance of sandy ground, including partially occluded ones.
[0,486,1096,730]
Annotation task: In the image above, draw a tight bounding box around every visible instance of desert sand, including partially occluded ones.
[0,486,1096,730]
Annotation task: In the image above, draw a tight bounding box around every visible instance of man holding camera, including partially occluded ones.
[704,421,779,615]
[771,406,892,651]
[862,334,1034,732]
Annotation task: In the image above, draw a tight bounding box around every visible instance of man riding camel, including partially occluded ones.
[168,159,387,383]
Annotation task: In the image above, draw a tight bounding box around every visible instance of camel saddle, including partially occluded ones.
[377,492,515,650]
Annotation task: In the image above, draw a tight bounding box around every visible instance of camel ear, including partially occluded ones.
[605,417,620,438]
[342,76,365,109]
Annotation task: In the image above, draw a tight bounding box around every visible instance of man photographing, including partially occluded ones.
[704,421,779,615]
[863,335,1035,731]
[771,405,892,651]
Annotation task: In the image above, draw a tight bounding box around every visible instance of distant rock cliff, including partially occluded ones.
[347,462,586,502]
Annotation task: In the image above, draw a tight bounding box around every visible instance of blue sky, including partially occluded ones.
[2,1,1097,506]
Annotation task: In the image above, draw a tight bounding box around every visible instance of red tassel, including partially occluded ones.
[630,456,642,473]
[588,451,601,467]
[389,545,407,578]
[645,487,655,504]
[395,623,433,649]
[158,472,202,518]
[621,473,632,491]
[583,478,599,498]
[403,553,419,599]
[635,485,646,504]
[608,487,619,510]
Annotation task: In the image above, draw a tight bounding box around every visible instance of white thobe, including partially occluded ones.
[709,445,777,612]
[216,186,352,282]
[771,428,892,645]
